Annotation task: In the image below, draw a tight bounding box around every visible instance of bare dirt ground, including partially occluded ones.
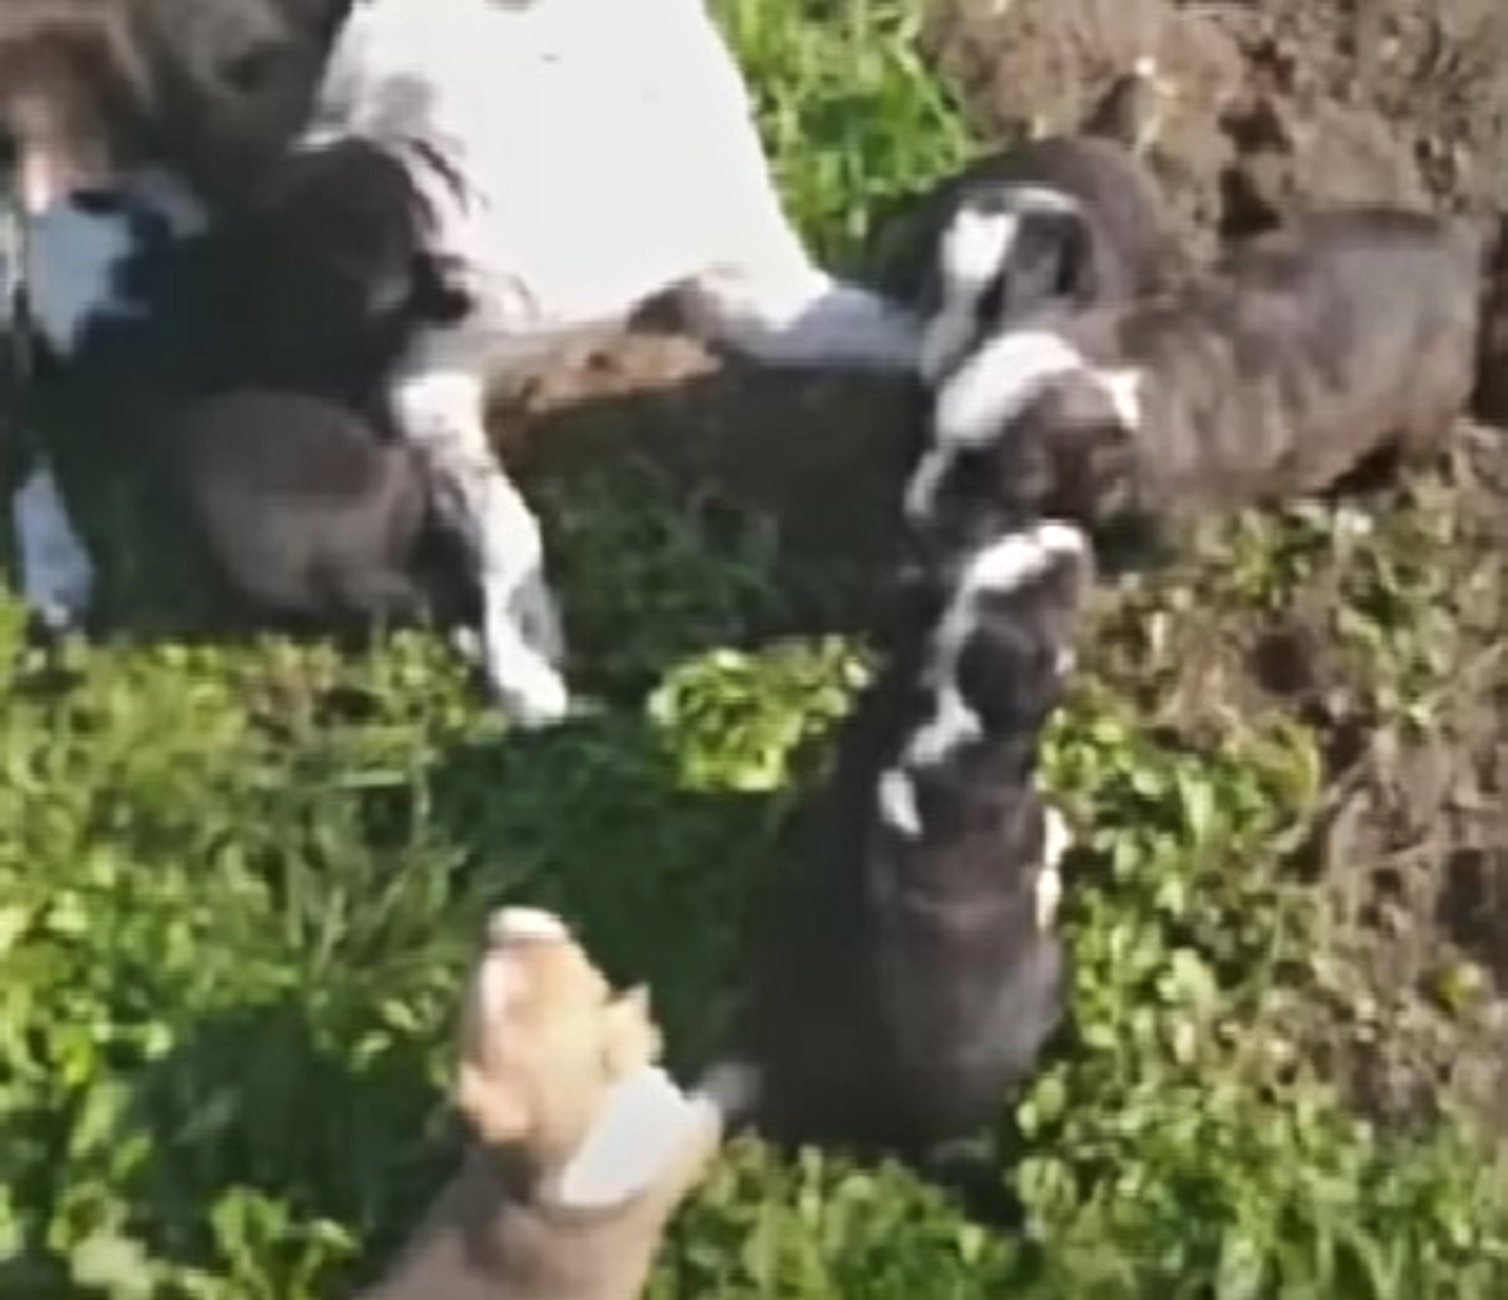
[492,0,1508,1134]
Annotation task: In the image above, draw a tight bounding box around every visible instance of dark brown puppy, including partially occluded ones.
[743,521,1090,1162]
[906,206,1488,562]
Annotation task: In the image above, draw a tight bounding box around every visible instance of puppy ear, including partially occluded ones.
[1054,213,1101,306]
[455,1061,532,1144]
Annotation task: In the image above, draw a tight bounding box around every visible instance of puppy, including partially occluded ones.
[151,388,473,629]
[906,206,1488,563]
[251,0,924,726]
[9,0,923,723]
[122,0,344,204]
[0,13,447,630]
[871,59,1184,383]
[746,521,1090,1159]
[362,907,754,1300]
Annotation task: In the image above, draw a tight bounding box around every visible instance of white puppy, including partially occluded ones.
[304,0,920,725]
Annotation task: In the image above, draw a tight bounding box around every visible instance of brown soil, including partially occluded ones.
[488,0,1508,1136]
[923,0,1508,247]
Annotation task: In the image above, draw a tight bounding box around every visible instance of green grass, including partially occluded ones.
[3,1,1508,1296]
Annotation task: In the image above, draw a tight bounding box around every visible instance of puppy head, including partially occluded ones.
[454,908,663,1164]
[125,0,330,199]
[907,329,1143,561]
[945,521,1094,736]
[231,141,464,390]
[0,5,156,212]
[894,522,1092,784]
[919,186,1100,383]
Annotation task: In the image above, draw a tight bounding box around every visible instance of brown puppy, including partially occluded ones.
[906,206,1489,562]
[361,908,752,1300]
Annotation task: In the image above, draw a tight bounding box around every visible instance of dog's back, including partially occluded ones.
[1117,205,1484,506]
[156,388,438,623]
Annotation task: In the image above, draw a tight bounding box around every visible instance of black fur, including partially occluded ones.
[744,524,1090,1159]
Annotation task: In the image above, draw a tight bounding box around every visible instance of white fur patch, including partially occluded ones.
[555,1065,707,1208]
[919,187,1084,383]
[998,185,1083,217]
[919,207,1018,384]
[941,207,1020,296]
[1099,366,1144,430]
[965,520,1086,594]
[907,329,1088,526]
[12,466,94,628]
[903,522,1084,772]
[904,683,983,769]
[389,359,569,727]
[1035,806,1071,930]
[490,907,570,945]
[877,766,923,837]
[23,202,138,357]
[1034,855,1062,931]
[908,328,1145,527]
[473,948,527,1028]
[1042,806,1072,869]
[935,328,1091,450]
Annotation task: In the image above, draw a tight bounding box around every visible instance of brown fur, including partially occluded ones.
[0,2,154,207]
[360,910,725,1300]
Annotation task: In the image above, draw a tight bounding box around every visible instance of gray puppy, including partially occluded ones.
[907,206,1490,562]
[154,388,468,628]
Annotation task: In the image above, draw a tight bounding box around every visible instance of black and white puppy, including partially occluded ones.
[906,206,1488,566]
[870,59,1183,385]
[747,520,1090,1159]
[14,181,465,634]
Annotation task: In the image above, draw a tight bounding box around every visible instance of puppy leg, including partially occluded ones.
[389,349,568,727]
[683,247,920,372]
[672,87,919,371]
[11,460,95,630]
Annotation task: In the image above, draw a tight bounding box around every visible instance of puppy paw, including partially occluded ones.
[484,643,572,730]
